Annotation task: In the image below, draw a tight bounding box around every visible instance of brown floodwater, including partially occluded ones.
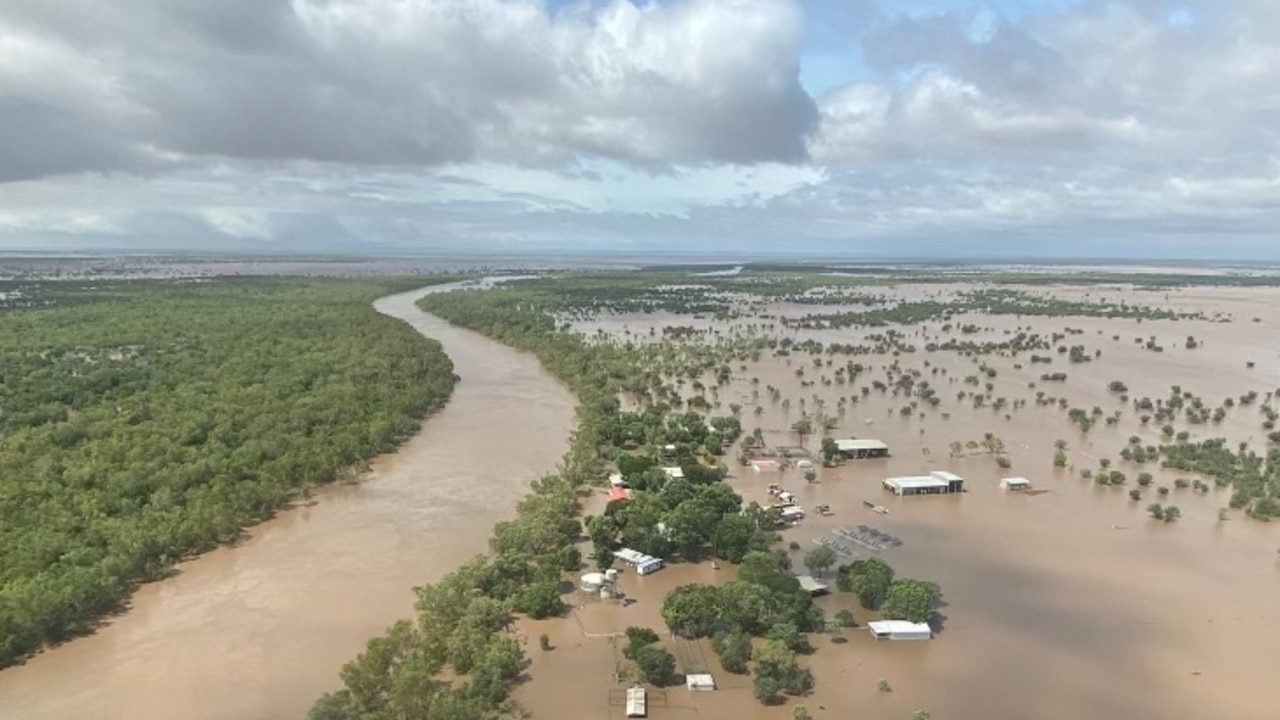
[0,283,576,720]
[519,284,1280,720]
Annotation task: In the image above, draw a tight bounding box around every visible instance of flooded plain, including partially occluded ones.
[518,283,1280,720]
[0,283,576,720]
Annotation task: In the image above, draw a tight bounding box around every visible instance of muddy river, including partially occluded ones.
[0,283,576,720]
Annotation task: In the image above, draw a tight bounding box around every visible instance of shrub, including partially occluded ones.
[632,645,676,686]
[711,630,753,674]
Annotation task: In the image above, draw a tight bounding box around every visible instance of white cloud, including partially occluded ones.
[1,0,1280,258]
[0,0,815,179]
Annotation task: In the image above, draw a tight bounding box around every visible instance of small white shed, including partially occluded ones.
[626,686,647,717]
[868,620,932,641]
[1000,477,1032,491]
[686,673,716,691]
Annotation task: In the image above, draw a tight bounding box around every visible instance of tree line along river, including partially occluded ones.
[0,281,576,720]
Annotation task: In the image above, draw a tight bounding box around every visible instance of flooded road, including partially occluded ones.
[0,283,576,720]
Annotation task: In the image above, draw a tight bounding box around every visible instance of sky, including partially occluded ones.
[1,0,1278,260]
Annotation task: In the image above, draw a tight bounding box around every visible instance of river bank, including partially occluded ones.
[0,283,576,720]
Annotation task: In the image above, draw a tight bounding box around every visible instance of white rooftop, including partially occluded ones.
[686,673,716,691]
[836,438,888,451]
[796,575,828,594]
[662,466,685,479]
[884,476,950,490]
[868,620,931,634]
[626,686,646,717]
[615,548,662,565]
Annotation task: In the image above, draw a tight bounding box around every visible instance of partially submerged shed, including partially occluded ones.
[685,673,716,692]
[836,438,890,459]
[615,548,663,575]
[868,620,932,641]
[1000,477,1032,491]
[883,470,964,496]
[796,575,829,596]
[626,686,647,717]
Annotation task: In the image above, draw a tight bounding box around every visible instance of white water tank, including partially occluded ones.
[604,568,620,583]
[580,572,607,591]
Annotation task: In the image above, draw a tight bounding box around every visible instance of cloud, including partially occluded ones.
[1,0,1279,259]
[0,0,816,181]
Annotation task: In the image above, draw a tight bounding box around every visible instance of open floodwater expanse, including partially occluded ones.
[0,283,576,720]
[1,273,1279,720]
[517,282,1280,720]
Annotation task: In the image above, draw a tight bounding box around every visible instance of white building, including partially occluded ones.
[662,466,685,480]
[626,686,647,717]
[796,575,829,596]
[883,470,964,496]
[868,620,932,641]
[1000,477,1032,491]
[835,438,890,459]
[686,673,716,691]
[615,548,664,575]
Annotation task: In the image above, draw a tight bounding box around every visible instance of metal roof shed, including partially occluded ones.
[868,620,932,641]
[626,686,647,717]
[836,438,890,458]
[686,673,716,691]
[1000,477,1032,490]
[796,575,829,596]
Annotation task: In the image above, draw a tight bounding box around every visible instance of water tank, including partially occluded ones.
[604,568,620,583]
[599,585,616,600]
[580,572,606,591]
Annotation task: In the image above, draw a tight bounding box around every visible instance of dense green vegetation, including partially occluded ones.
[486,268,1228,326]
[660,551,821,639]
[836,557,940,624]
[622,627,676,685]
[1159,439,1280,519]
[0,279,119,311]
[787,288,1200,330]
[0,278,459,668]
